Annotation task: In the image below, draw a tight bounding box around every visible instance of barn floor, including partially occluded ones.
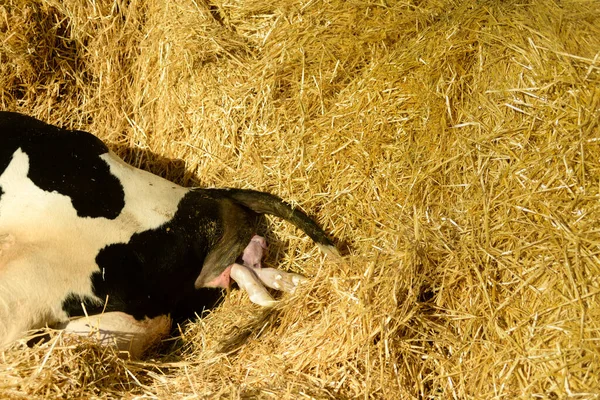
[1,0,599,398]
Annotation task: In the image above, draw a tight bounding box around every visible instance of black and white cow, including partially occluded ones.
[0,111,337,357]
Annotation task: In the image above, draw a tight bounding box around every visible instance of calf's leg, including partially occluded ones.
[241,235,307,293]
[248,266,307,293]
[227,235,308,306]
[230,263,276,306]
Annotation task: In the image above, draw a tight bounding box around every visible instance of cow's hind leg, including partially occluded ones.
[62,312,171,358]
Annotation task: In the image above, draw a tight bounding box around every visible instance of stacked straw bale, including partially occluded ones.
[1,0,599,398]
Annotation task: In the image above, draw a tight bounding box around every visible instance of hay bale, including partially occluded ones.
[1,0,599,397]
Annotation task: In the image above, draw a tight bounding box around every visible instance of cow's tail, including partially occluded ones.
[221,188,340,258]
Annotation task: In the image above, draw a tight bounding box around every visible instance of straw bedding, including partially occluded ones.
[1,0,599,398]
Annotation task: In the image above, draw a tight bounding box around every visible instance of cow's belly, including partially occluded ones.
[0,250,78,346]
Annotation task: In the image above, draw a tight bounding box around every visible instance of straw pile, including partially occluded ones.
[1,0,599,398]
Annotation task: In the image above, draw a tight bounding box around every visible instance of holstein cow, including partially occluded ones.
[0,111,337,357]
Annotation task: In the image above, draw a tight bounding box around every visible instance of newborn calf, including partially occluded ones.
[0,111,337,357]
